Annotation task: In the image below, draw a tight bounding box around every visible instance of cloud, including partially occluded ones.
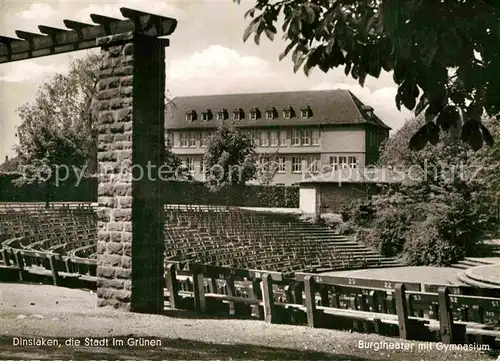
[0,61,69,83]
[312,82,413,132]
[17,3,55,20]
[74,0,188,24]
[169,45,273,82]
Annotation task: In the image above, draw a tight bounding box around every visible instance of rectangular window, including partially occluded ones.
[248,131,257,146]
[202,112,209,121]
[167,133,174,147]
[279,130,287,146]
[183,157,195,172]
[292,130,301,146]
[329,156,338,170]
[307,156,319,173]
[200,159,204,173]
[186,114,193,122]
[348,156,358,169]
[233,111,240,121]
[283,110,291,119]
[259,156,270,170]
[200,132,207,147]
[292,156,302,173]
[260,131,269,147]
[250,112,257,120]
[301,129,311,146]
[189,132,197,147]
[217,112,225,121]
[301,109,309,118]
[277,157,286,173]
[312,129,319,146]
[180,132,189,147]
[266,110,274,119]
[339,156,348,168]
[269,131,278,146]
[173,133,180,148]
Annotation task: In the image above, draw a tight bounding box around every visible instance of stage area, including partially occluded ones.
[321,266,464,286]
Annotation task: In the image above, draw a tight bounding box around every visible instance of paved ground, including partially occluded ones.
[466,265,500,285]
[322,266,464,285]
[0,282,497,360]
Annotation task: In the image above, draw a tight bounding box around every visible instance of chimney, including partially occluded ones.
[4,155,8,162]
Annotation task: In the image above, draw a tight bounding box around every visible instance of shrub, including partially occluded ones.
[362,207,410,257]
[338,222,355,235]
[403,218,465,266]
[344,199,375,227]
[340,204,351,222]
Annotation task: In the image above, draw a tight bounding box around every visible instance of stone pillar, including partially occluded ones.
[95,31,166,313]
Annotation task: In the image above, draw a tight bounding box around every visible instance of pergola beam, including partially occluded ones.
[0,7,177,64]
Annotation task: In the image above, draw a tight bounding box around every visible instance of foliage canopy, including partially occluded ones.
[235,0,499,150]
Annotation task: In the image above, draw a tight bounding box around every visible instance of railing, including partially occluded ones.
[0,202,499,347]
[1,244,499,347]
[163,263,500,347]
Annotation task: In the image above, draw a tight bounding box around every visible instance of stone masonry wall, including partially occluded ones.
[95,32,166,313]
[95,33,135,310]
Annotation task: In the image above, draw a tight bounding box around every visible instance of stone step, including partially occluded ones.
[457,271,500,288]
[464,266,500,287]
[457,259,485,267]
[463,257,497,265]
[450,263,470,269]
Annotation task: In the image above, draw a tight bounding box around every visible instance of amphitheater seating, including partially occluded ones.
[164,205,403,273]
[0,202,499,347]
[0,204,96,283]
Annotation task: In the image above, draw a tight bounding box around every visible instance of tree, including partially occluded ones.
[364,116,495,265]
[15,53,101,200]
[203,126,257,195]
[473,118,500,217]
[235,0,499,150]
[256,148,280,185]
[14,53,186,205]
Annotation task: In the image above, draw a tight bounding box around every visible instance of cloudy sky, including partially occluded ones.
[0,0,412,161]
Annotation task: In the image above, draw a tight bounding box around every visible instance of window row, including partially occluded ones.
[179,155,358,174]
[329,156,359,170]
[185,106,312,122]
[169,129,321,148]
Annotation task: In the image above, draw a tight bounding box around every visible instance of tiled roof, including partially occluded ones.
[298,167,405,184]
[165,89,391,130]
[0,156,21,173]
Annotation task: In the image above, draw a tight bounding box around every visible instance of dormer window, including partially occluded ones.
[301,107,310,118]
[217,109,227,121]
[233,108,242,121]
[283,107,293,119]
[185,110,196,122]
[362,105,374,118]
[201,110,212,121]
[249,108,259,120]
[266,108,276,120]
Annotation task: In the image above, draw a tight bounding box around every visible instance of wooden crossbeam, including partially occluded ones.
[89,14,122,35]
[38,26,72,47]
[38,26,71,38]
[0,9,177,64]
[120,7,177,37]
[0,36,26,46]
[15,30,48,44]
[0,36,26,60]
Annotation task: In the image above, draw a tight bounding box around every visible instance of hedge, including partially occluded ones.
[0,174,299,208]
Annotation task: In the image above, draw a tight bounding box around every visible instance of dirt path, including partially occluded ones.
[0,282,497,360]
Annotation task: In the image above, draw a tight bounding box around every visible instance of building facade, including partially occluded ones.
[165,89,391,185]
